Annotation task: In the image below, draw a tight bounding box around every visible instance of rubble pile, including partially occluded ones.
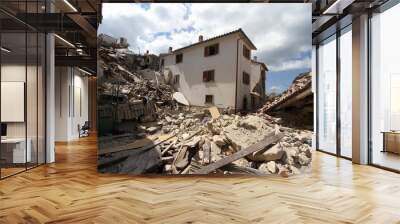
[99,109,312,176]
[260,72,312,113]
[97,36,313,176]
[128,80,174,103]
[98,46,175,126]
[157,112,312,175]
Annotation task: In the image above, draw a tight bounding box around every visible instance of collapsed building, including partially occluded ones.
[97,33,313,177]
[160,29,267,111]
[260,72,313,129]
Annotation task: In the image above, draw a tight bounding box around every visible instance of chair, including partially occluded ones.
[79,121,90,138]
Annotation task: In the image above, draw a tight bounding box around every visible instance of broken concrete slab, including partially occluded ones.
[223,115,275,151]
[212,135,226,147]
[247,143,285,162]
[208,106,221,119]
[147,126,159,134]
[173,92,190,106]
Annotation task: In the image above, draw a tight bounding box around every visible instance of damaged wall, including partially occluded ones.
[162,34,238,108]
[250,61,267,109]
[236,40,253,111]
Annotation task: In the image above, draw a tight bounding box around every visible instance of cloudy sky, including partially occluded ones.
[99,3,311,93]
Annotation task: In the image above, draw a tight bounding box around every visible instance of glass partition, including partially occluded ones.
[0,31,28,177]
[339,26,352,158]
[317,35,337,154]
[38,32,46,165]
[0,1,46,179]
[370,3,400,171]
[27,31,38,169]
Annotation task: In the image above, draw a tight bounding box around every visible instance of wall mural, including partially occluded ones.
[97,3,313,176]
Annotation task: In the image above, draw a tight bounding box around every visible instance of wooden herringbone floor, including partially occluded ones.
[1,135,400,224]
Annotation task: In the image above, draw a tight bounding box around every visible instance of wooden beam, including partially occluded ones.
[194,132,284,174]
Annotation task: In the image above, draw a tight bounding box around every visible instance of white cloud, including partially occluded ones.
[270,85,284,93]
[268,57,311,72]
[99,3,311,72]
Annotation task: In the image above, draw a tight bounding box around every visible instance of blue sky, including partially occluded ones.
[100,3,311,94]
[267,69,310,94]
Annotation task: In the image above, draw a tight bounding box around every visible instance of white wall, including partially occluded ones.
[250,62,261,92]
[163,34,239,109]
[55,67,89,141]
[55,66,69,141]
[1,63,46,164]
[236,40,253,110]
[71,73,89,138]
[250,62,264,109]
[1,65,40,137]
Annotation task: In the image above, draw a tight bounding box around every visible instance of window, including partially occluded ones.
[261,70,266,93]
[174,75,180,85]
[161,58,164,66]
[243,46,250,60]
[204,44,219,57]
[317,35,337,155]
[175,53,183,63]
[370,4,400,171]
[243,72,250,85]
[203,70,215,82]
[339,26,352,158]
[0,2,47,179]
[205,95,214,104]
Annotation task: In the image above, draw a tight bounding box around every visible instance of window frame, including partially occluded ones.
[203,70,215,82]
[205,95,214,104]
[243,46,250,60]
[204,43,219,57]
[174,74,180,85]
[242,71,250,85]
[175,53,183,64]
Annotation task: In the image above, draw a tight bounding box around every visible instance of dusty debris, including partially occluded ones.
[259,72,313,130]
[260,72,312,113]
[97,36,313,176]
[99,109,312,176]
[193,132,284,174]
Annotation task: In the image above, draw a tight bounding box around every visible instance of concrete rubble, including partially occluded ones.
[260,72,312,113]
[260,72,313,130]
[98,104,312,176]
[97,34,313,176]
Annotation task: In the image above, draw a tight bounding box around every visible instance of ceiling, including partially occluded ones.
[311,0,390,43]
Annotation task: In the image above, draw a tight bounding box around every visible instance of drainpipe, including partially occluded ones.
[234,38,239,113]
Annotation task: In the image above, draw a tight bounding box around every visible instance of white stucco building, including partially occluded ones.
[160,29,268,111]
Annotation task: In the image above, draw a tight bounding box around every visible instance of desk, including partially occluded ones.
[1,138,31,163]
[382,131,400,154]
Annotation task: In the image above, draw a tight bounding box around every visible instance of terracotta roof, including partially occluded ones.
[251,60,268,71]
[172,28,257,53]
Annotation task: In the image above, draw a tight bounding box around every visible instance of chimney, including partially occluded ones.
[146,50,149,55]
[168,47,173,53]
[253,56,257,61]
[198,35,203,42]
